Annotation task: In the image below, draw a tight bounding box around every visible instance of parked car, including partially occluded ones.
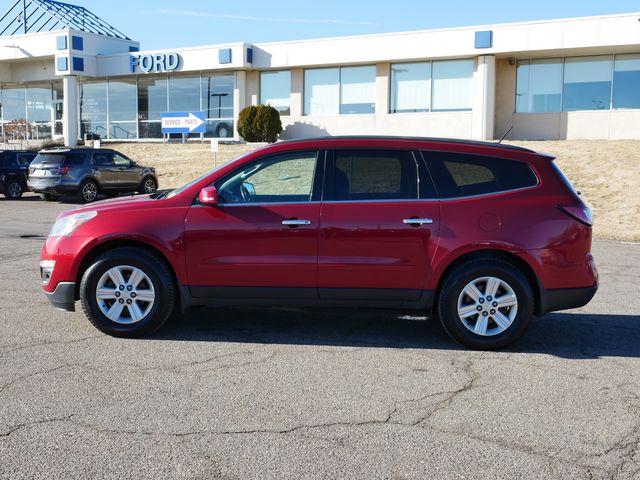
[39,137,598,349]
[0,150,38,199]
[28,147,158,203]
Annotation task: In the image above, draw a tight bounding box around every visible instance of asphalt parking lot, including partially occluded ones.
[0,194,639,480]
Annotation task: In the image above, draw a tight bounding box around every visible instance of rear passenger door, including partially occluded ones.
[318,149,440,302]
[91,152,118,188]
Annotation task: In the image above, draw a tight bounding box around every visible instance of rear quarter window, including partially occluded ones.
[423,151,539,198]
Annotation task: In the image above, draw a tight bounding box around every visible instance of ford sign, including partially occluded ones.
[130,52,180,73]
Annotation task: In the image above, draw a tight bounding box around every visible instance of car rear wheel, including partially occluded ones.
[79,247,176,337]
[40,193,60,202]
[139,177,157,194]
[4,180,23,199]
[437,259,534,350]
[79,179,98,203]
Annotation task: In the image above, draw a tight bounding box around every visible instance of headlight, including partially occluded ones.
[49,211,98,237]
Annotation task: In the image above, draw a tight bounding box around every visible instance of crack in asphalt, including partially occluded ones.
[0,363,81,394]
[0,334,104,354]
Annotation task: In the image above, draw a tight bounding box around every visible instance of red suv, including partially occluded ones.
[39,137,598,349]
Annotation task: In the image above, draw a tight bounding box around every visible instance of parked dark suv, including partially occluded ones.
[0,150,37,199]
[28,148,158,203]
[40,137,598,349]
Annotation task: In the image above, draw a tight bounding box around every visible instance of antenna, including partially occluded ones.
[498,126,513,144]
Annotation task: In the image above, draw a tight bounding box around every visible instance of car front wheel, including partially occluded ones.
[79,247,176,337]
[139,177,157,194]
[437,259,534,350]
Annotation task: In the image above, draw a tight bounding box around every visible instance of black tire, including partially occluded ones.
[4,179,23,199]
[437,259,534,350]
[40,193,60,202]
[79,179,99,203]
[215,123,231,138]
[139,176,157,194]
[79,247,176,337]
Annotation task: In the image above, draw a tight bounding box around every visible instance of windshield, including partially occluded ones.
[33,153,66,165]
[165,150,255,199]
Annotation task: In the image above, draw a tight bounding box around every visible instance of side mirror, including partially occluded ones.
[198,186,219,206]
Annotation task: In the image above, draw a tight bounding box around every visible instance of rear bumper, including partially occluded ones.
[44,282,76,312]
[28,180,79,194]
[537,285,597,316]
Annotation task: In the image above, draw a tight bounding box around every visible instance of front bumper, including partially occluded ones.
[537,285,598,316]
[44,282,76,312]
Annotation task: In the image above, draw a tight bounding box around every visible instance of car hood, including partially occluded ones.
[62,194,156,217]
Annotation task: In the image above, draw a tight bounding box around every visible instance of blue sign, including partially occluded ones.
[161,111,206,134]
[131,52,180,73]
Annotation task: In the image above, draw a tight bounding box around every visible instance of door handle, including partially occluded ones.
[282,219,312,226]
[403,218,434,225]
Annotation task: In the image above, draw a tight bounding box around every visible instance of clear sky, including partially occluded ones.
[75,0,640,49]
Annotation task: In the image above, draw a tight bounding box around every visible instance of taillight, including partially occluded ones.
[558,205,593,226]
[58,165,72,176]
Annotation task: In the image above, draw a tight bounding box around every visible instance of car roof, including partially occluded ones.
[275,136,536,153]
[38,147,116,154]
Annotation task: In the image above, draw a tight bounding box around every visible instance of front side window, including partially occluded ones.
[563,56,612,111]
[112,153,131,167]
[217,152,318,204]
[516,59,563,113]
[424,152,538,198]
[260,70,291,115]
[326,150,418,201]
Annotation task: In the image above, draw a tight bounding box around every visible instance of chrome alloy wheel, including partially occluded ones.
[95,265,155,324]
[143,178,156,193]
[456,276,518,336]
[7,181,22,198]
[82,182,97,202]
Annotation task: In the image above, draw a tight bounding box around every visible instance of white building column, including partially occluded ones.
[62,75,78,147]
[472,55,496,140]
[233,71,246,141]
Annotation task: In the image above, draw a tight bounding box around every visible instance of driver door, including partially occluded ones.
[184,150,322,300]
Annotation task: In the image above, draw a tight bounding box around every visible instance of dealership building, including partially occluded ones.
[0,1,639,146]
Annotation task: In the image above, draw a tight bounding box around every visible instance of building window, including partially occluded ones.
[80,81,108,139]
[431,59,474,111]
[108,79,137,139]
[515,59,563,113]
[260,70,291,115]
[339,65,375,114]
[613,54,640,109]
[304,66,375,116]
[563,56,612,111]
[304,67,339,116]
[202,73,235,138]
[138,76,168,139]
[390,62,430,113]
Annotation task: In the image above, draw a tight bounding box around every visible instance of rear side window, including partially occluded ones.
[326,150,419,201]
[423,151,538,198]
[64,153,86,165]
[92,152,113,166]
[16,154,36,166]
